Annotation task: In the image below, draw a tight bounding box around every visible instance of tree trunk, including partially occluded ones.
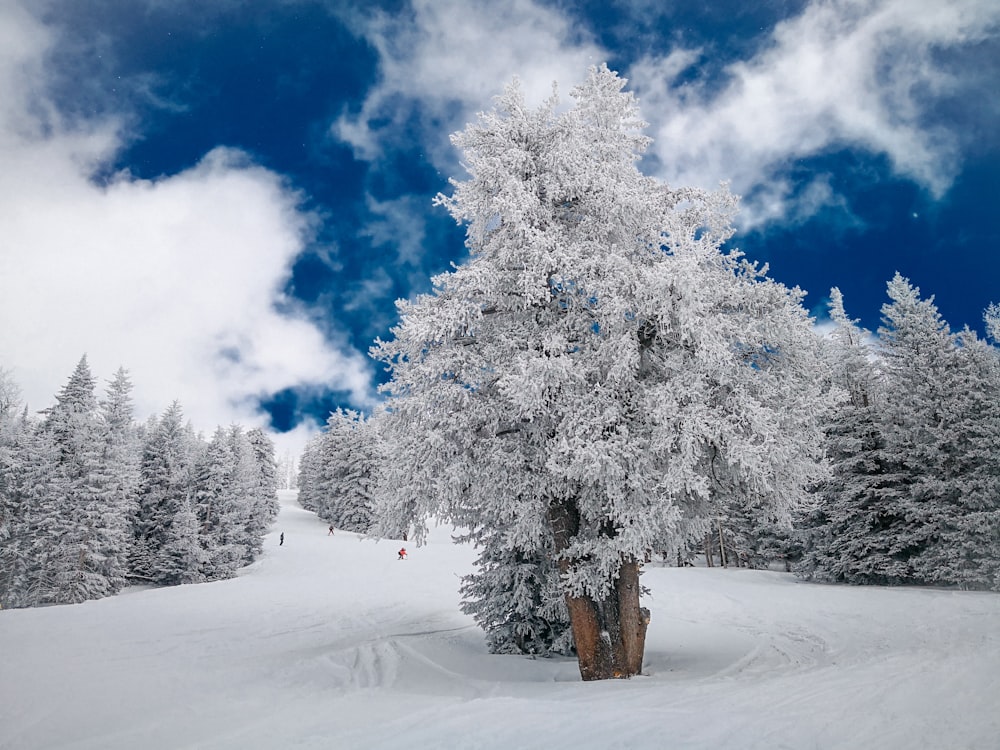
[548,498,649,681]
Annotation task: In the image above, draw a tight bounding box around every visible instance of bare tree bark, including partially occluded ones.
[548,497,649,680]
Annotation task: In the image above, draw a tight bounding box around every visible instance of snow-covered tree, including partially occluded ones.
[1,419,61,607]
[24,356,131,604]
[246,427,280,535]
[192,425,243,579]
[226,425,261,563]
[919,327,1000,589]
[134,401,199,584]
[157,496,205,585]
[795,288,910,584]
[321,410,377,533]
[985,303,1000,344]
[876,274,995,587]
[0,377,46,608]
[801,278,1000,590]
[2,361,274,605]
[93,367,141,592]
[296,433,325,516]
[457,514,573,657]
[297,411,379,534]
[372,66,827,680]
[276,450,298,490]
[0,368,23,559]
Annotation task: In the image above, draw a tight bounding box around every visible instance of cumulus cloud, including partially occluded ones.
[629,0,1000,226]
[0,3,374,444]
[337,0,998,235]
[334,0,606,164]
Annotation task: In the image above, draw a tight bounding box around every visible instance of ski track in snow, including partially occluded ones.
[1,491,998,750]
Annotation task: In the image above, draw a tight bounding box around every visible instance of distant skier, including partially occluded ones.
[280,532,284,546]
[328,525,335,536]
[398,547,407,560]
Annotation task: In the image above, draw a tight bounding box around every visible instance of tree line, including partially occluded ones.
[0,356,279,609]
[298,66,1000,681]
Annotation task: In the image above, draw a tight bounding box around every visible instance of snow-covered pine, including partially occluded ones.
[802,278,1000,591]
[93,367,141,593]
[1,363,277,606]
[372,65,827,680]
[795,288,909,584]
[157,495,205,585]
[247,427,280,528]
[297,409,379,534]
[985,303,1000,344]
[876,274,1000,589]
[26,356,129,604]
[192,425,243,579]
[276,450,298,490]
[917,327,1000,590]
[227,425,262,563]
[0,399,60,608]
[322,409,377,533]
[295,432,325,516]
[0,369,24,604]
[134,401,200,584]
[457,518,574,657]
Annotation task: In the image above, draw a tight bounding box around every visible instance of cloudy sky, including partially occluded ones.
[1,0,998,453]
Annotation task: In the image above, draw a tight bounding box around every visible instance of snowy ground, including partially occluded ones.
[1,492,998,750]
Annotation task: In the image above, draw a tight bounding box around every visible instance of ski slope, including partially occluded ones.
[1,491,998,750]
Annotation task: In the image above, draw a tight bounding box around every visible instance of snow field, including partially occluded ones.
[1,490,998,749]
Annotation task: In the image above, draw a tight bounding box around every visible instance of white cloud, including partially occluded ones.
[334,0,606,164]
[0,3,374,448]
[629,0,1000,226]
[337,0,998,234]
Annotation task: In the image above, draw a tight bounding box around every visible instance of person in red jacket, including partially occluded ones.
[397,547,407,560]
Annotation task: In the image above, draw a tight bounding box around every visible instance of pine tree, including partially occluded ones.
[796,288,912,584]
[877,275,970,585]
[134,401,199,584]
[93,367,140,593]
[192,426,242,579]
[6,422,62,607]
[372,66,827,679]
[27,356,130,604]
[801,279,1000,591]
[157,496,205,585]
[276,450,298,490]
[246,427,280,533]
[458,517,573,656]
[296,434,325,516]
[985,303,1000,344]
[318,410,377,534]
[227,425,259,563]
[908,327,1000,589]
[0,379,50,608]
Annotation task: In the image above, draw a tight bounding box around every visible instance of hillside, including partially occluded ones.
[1,491,998,749]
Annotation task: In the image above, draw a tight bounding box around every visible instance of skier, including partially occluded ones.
[397,547,407,560]
[280,532,284,546]
[328,525,334,535]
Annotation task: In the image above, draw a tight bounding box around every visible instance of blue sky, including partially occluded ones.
[1,0,998,452]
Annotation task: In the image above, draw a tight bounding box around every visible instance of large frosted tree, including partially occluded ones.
[372,66,826,680]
